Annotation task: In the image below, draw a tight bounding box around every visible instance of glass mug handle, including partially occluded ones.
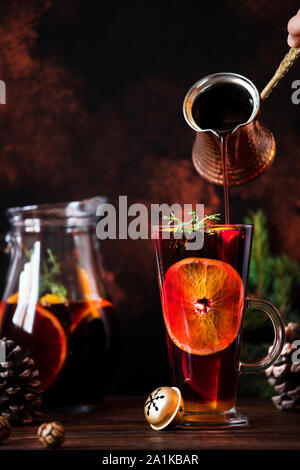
[240,297,286,373]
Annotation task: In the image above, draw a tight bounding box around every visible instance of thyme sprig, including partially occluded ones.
[163,209,221,234]
[39,249,67,301]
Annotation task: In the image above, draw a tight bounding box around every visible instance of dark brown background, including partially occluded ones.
[0,0,299,393]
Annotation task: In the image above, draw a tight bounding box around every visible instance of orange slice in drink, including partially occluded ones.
[162,257,244,355]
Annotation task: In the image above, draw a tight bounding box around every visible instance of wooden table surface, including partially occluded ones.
[1,396,299,451]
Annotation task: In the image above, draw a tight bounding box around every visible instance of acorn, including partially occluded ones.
[144,386,184,431]
[37,421,65,448]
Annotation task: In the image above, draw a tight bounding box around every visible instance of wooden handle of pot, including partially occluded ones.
[261,47,300,101]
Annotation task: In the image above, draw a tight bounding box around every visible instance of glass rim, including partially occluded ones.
[6,196,107,228]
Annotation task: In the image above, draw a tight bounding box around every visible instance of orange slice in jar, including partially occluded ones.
[33,303,67,389]
[1,292,67,390]
[69,268,113,333]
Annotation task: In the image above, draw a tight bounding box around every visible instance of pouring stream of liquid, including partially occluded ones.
[220,134,230,225]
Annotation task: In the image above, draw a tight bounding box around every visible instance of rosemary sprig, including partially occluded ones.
[163,209,221,234]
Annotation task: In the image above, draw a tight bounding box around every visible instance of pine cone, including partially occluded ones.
[0,338,43,424]
[265,322,300,410]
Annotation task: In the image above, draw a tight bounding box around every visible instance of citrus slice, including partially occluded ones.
[70,267,113,332]
[39,293,65,306]
[0,292,19,326]
[6,292,19,303]
[32,303,67,390]
[162,257,244,355]
[70,298,113,333]
[3,292,67,390]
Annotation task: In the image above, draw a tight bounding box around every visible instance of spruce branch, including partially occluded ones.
[245,210,272,298]
[244,210,300,323]
[242,210,300,398]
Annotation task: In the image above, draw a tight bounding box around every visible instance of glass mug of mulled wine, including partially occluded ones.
[0,197,120,409]
[183,72,276,187]
[153,224,285,427]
